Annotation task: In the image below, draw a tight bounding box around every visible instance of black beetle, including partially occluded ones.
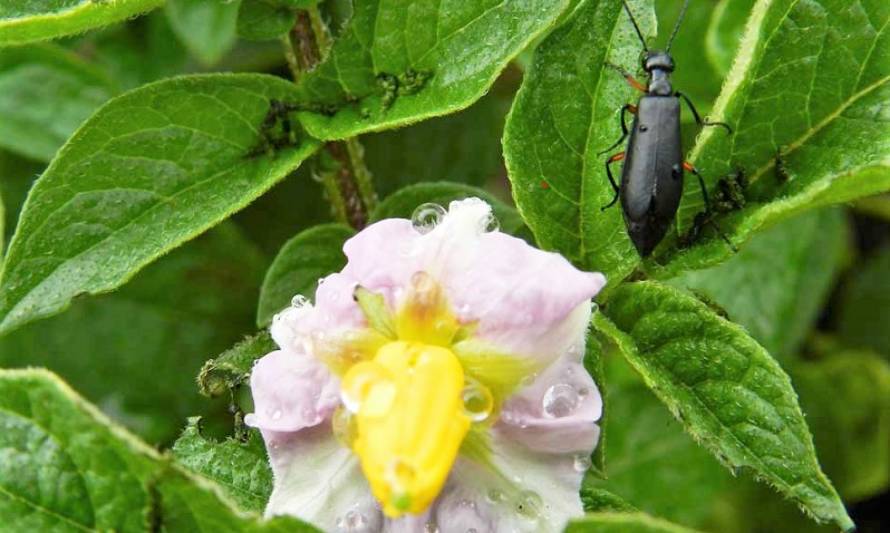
[600,0,731,256]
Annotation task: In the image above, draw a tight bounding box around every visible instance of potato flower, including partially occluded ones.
[247,198,606,532]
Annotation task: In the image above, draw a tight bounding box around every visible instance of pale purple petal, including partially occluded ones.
[427,437,584,533]
[262,426,383,530]
[336,199,606,359]
[498,352,602,454]
[246,350,339,432]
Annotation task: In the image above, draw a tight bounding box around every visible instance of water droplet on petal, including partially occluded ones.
[336,509,371,532]
[424,521,440,533]
[411,203,446,234]
[542,383,580,418]
[243,413,258,427]
[478,212,500,233]
[461,379,493,422]
[573,453,592,472]
[270,409,283,421]
[486,488,507,504]
[291,294,309,308]
[516,490,543,519]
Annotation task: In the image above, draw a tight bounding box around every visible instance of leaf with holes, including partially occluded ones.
[173,418,273,513]
[595,281,853,530]
[0,74,321,336]
[0,0,163,45]
[504,0,656,286]
[660,0,889,275]
[293,0,571,140]
[256,224,353,327]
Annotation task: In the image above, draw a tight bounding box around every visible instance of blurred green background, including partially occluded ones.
[0,1,886,531]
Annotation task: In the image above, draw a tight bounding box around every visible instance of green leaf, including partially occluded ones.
[0,74,321,336]
[705,0,756,76]
[791,341,890,502]
[256,223,352,327]
[503,0,656,285]
[362,86,514,198]
[585,354,731,528]
[853,193,890,222]
[566,512,702,533]
[233,166,331,257]
[0,368,317,532]
[837,245,890,357]
[165,0,241,66]
[237,0,295,42]
[198,331,275,399]
[294,0,571,139]
[371,182,525,236]
[667,0,890,268]
[0,0,163,46]
[595,281,853,530]
[0,225,264,444]
[670,208,848,360]
[78,13,190,91]
[172,417,273,513]
[0,44,117,162]
[579,484,636,513]
[0,150,43,251]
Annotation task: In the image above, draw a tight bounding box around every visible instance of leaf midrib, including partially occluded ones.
[579,2,626,265]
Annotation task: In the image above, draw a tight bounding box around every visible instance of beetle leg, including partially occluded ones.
[676,92,732,133]
[684,162,738,252]
[601,152,625,211]
[598,104,638,155]
[605,62,647,92]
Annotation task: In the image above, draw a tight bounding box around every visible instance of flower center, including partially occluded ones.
[341,340,470,517]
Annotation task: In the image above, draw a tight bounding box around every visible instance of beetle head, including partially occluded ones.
[642,51,674,73]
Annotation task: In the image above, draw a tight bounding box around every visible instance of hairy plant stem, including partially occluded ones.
[282,8,376,229]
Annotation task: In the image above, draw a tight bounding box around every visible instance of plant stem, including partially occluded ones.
[282,9,376,228]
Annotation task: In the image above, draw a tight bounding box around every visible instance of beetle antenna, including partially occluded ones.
[666,0,690,53]
[621,1,648,52]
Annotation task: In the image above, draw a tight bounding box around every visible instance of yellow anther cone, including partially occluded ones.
[341,341,470,517]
